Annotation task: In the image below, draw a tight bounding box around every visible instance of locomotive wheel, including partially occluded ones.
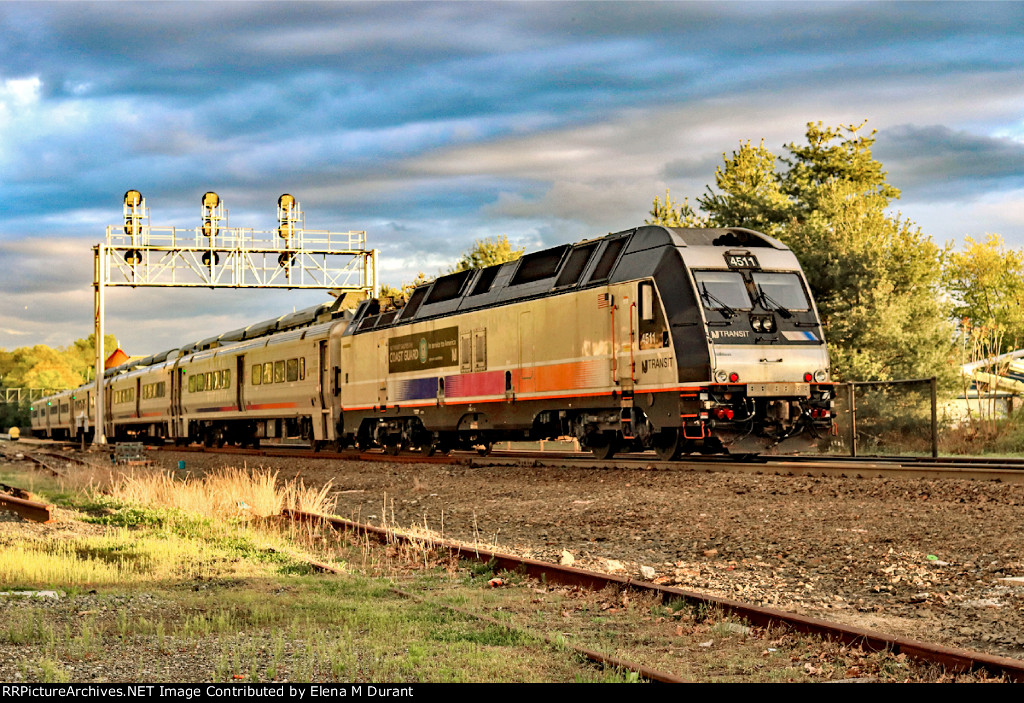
[384,439,401,456]
[476,442,493,457]
[653,430,682,461]
[587,433,617,460]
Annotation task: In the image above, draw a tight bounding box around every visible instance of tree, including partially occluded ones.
[379,272,432,308]
[450,235,524,273]
[697,140,790,235]
[653,120,954,383]
[379,236,524,307]
[646,189,707,228]
[943,233,1024,351]
[0,334,120,390]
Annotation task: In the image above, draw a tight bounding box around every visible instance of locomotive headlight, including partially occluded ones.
[764,317,775,332]
[814,369,828,382]
[751,318,762,332]
[714,370,728,383]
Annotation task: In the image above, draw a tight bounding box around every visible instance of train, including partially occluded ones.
[31,225,836,458]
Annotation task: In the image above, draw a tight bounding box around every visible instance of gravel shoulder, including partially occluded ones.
[147,450,1024,660]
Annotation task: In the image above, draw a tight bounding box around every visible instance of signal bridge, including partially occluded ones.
[92,190,379,445]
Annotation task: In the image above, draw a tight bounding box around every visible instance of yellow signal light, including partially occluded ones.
[202,191,220,209]
[124,190,142,207]
[278,193,295,211]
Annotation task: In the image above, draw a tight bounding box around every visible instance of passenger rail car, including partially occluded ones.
[32,226,835,458]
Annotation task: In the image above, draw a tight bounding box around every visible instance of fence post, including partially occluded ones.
[848,382,857,458]
[930,376,938,458]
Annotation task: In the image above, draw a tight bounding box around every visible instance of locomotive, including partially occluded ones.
[32,225,835,458]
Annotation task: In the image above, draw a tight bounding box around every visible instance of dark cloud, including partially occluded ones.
[876,124,1024,200]
[2,2,1024,349]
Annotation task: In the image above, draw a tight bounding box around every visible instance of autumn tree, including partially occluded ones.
[943,233,1024,351]
[0,334,119,389]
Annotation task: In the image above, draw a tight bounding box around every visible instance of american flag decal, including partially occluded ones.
[597,293,611,308]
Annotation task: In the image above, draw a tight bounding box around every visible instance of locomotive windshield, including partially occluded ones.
[693,271,752,312]
[751,272,811,313]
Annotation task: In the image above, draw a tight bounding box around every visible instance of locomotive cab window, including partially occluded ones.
[751,272,811,313]
[639,282,655,321]
[692,271,753,312]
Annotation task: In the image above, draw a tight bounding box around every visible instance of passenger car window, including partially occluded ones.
[252,365,262,385]
[274,360,285,383]
[263,362,273,384]
[286,359,298,382]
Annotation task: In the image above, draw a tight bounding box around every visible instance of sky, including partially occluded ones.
[2,1,1023,357]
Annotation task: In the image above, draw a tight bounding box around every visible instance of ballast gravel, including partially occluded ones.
[151,450,1024,661]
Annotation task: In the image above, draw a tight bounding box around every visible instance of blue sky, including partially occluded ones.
[2,1,1023,356]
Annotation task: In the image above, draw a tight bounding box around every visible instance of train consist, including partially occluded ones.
[31,225,835,458]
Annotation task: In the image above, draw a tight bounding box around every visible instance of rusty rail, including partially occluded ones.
[284,508,1024,682]
[151,443,1024,483]
[0,492,54,523]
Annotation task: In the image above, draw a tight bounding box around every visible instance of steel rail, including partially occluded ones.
[149,443,1024,483]
[0,491,54,523]
[284,508,1024,682]
[300,538,685,682]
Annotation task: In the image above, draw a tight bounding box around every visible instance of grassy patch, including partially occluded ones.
[0,463,612,683]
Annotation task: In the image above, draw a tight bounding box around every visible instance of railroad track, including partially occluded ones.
[143,442,1024,483]
[285,508,1024,682]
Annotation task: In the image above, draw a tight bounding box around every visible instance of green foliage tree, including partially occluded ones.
[379,236,524,307]
[450,235,524,273]
[696,140,791,235]
[943,233,1024,351]
[651,120,954,383]
[647,189,707,228]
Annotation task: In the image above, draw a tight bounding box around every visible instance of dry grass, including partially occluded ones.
[55,463,337,521]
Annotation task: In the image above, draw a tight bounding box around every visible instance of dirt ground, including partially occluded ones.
[134,450,1024,661]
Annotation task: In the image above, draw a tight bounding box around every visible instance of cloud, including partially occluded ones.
[875,124,1024,200]
[3,2,1024,351]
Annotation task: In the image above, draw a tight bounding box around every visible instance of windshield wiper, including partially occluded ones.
[700,284,738,318]
[756,287,793,318]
